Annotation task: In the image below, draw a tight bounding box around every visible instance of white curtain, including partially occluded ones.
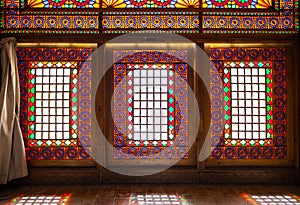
[0,37,28,184]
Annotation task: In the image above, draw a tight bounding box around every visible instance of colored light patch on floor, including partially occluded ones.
[241,193,300,205]
[130,194,188,205]
[8,194,71,205]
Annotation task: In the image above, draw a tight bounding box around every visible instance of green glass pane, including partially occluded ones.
[259,140,265,146]
[169,116,174,121]
[29,133,35,139]
[168,89,174,94]
[30,106,35,112]
[72,78,78,84]
[30,87,35,93]
[231,140,237,146]
[267,123,271,129]
[267,105,271,111]
[250,140,255,146]
[224,87,229,93]
[267,96,271,102]
[153,141,158,146]
[29,124,34,130]
[29,115,35,121]
[30,97,35,103]
[169,125,174,130]
[169,107,174,113]
[37,140,43,146]
[143,141,149,146]
[71,124,77,130]
[30,78,35,84]
[46,140,52,146]
[162,141,167,146]
[224,95,230,102]
[168,98,174,103]
[72,96,78,102]
[224,105,229,111]
[267,114,271,120]
[55,140,62,146]
[72,115,77,121]
[266,78,271,84]
[47,62,53,67]
[225,114,229,120]
[72,87,78,93]
[134,141,140,146]
[239,62,245,67]
[266,68,271,74]
[258,62,264,67]
[65,140,71,146]
[241,140,246,146]
[266,87,271,93]
[248,62,254,67]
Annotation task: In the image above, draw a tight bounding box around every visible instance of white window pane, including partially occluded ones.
[238,77,244,83]
[239,100,245,107]
[238,69,244,75]
[239,124,245,131]
[44,69,50,75]
[154,94,160,100]
[36,132,42,139]
[259,68,265,75]
[245,68,251,75]
[232,131,238,139]
[231,76,237,83]
[252,77,258,83]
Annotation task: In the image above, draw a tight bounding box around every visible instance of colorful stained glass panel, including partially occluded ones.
[27,0,100,8]
[210,47,287,159]
[18,47,92,160]
[113,50,189,159]
[202,0,272,8]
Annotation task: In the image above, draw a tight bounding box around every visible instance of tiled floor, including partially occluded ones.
[0,185,300,205]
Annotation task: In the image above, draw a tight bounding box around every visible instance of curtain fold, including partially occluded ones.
[0,37,28,184]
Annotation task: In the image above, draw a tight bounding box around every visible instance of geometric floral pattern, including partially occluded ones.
[17,47,92,160]
[1,0,298,35]
[113,50,189,159]
[210,47,287,159]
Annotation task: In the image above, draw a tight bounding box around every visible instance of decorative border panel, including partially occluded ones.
[210,47,287,159]
[18,47,92,160]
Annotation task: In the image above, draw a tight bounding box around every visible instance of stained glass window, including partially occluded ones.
[27,0,100,8]
[210,47,287,159]
[113,50,189,159]
[1,0,298,34]
[202,0,272,8]
[18,47,92,160]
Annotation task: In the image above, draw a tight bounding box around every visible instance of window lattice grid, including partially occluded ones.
[35,67,71,140]
[230,65,268,140]
[28,61,78,142]
[224,61,273,143]
[131,65,171,141]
